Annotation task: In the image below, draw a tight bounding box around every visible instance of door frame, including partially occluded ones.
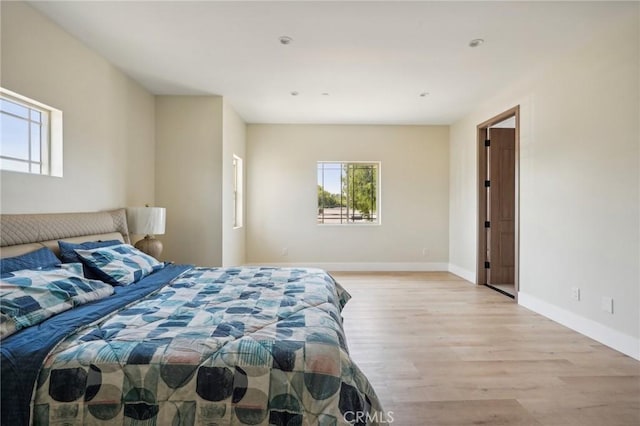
[476,105,520,300]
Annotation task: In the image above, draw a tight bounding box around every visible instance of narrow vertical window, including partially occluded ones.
[317,161,380,225]
[0,88,63,176]
[233,155,244,228]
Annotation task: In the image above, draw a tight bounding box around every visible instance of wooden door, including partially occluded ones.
[487,128,515,284]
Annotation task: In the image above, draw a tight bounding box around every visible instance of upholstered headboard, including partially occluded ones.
[0,209,130,258]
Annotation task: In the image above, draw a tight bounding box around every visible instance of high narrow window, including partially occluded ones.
[233,155,244,228]
[0,88,63,176]
[317,161,380,225]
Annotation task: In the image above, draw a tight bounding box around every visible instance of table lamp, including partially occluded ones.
[127,206,166,259]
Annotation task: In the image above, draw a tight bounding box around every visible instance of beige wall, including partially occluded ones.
[155,96,223,266]
[222,100,247,266]
[449,12,639,357]
[247,124,449,269]
[0,2,155,214]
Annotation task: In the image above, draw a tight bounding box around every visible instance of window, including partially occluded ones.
[317,161,380,224]
[233,155,244,228]
[0,88,62,176]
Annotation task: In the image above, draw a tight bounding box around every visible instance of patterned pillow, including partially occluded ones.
[74,244,164,286]
[58,240,121,279]
[0,247,60,275]
[58,240,122,263]
[59,262,85,276]
[0,267,114,339]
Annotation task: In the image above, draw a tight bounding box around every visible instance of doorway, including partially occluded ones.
[476,106,519,300]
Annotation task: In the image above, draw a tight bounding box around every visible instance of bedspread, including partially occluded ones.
[31,267,383,425]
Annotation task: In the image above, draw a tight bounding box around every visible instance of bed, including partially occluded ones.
[0,209,384,425]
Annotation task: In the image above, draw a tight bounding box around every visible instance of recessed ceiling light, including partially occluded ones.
[469,38,484,48]
[279,36,293,45]
[420,92,430,97]
[290,91,299,96]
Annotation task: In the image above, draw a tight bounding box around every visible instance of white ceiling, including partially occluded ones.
[29,1,634,125]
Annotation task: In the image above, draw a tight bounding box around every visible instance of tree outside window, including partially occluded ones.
[317,162,380,225]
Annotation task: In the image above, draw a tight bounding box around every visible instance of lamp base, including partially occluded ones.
[134,235,163,259]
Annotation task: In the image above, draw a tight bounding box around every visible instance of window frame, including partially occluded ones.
[232,154,244,229]
[317,160,381,226]
[0,87,63,177]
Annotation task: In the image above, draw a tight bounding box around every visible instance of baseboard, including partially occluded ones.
[447,264,476,283]
[518,292,640,361]
[249,262,450,272]
[248,262,479,278]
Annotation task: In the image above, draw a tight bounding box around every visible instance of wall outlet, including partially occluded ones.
[281,247,288,257]
[601,297,614,314]
[422,248,428,257]
[571,287,580,301]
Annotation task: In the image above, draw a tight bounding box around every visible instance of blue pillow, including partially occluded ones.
[58,240,121,279]
[58,240,122,263]
[75,244,164,286]
[0,247,60,275]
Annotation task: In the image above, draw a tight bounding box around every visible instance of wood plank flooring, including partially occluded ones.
[332,272,640,426]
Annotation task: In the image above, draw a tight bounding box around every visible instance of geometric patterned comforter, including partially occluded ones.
[31,267,384,425]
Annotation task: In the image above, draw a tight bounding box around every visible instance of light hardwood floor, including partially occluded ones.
[332,272,640,426]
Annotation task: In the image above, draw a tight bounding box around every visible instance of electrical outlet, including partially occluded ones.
[281,247,288,257]
[571,287,580,301]
[422,248,428,257]
[601,297,614,314]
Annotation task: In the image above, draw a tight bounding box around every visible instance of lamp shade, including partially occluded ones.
[127,207,166,235]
